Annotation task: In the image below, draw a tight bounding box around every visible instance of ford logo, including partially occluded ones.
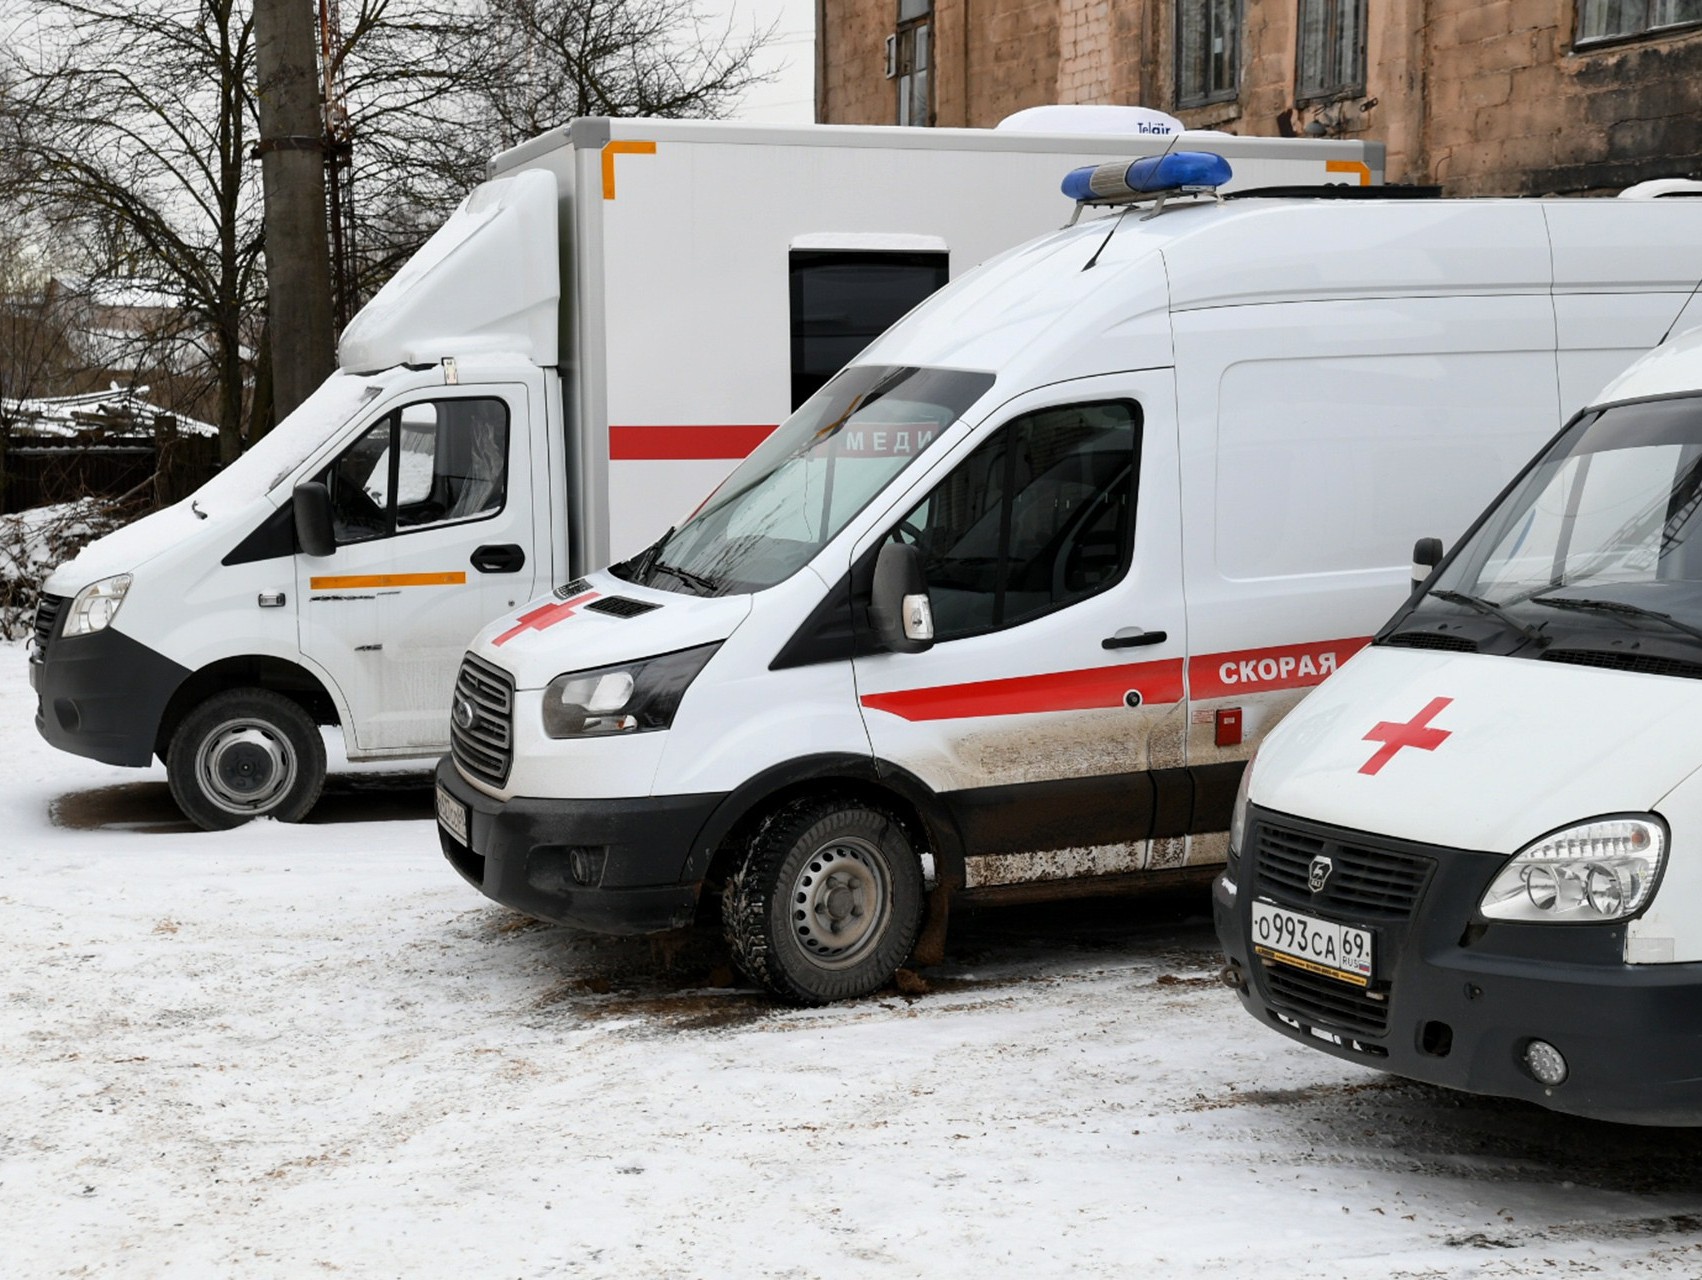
[452,695,478,732]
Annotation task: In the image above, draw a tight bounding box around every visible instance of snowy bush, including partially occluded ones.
[0,499,133,640]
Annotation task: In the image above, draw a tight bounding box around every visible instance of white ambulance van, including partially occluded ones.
[434,158,1702,1003]
[28,117,1377,830]
[1215,326,1702,1126]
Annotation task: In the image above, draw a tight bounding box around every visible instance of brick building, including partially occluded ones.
[816,0,1702,194]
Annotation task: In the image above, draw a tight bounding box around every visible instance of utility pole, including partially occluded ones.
[254,0,336,424]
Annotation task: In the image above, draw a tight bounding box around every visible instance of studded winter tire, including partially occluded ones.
[722,797,925,1004]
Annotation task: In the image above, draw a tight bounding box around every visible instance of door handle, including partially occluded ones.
[471,543,526,574]
[1103,627,1167,650]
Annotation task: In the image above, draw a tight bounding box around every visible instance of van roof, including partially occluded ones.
[855,195,1702,401]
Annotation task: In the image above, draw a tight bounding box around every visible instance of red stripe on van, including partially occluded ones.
[860,658,1185,722]
[609,424,776,460]
[1188,637,1371,700]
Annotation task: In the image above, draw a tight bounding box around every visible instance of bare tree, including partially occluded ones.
[331,0,777,297]
[0,0,777,459]
[474,0,776,150]
[0,0,263,462]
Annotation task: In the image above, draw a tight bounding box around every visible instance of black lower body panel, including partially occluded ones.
[1214,811,1702,1127]
[33,626,190,767]
[434,758,721,935]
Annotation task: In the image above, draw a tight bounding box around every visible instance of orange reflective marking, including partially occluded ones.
[310,572,466,590]
[602,140,657,199]
[1326,159,1372,187]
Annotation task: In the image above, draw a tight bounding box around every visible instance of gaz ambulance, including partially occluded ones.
[1215,325,1702,1126]
[27,116,1378,830]
[434,156,1702,1003]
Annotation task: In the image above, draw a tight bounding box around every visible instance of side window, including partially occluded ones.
[326,419,392,545]
[321,397,510,544]
[893,401,1140,642]
[789,250,949,410]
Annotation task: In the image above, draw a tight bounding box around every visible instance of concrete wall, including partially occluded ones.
[818,0,1702,195]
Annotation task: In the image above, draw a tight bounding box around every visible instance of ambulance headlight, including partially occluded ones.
[541,642,720,738]
[1479,816,1666,923]
[61,574,133,637]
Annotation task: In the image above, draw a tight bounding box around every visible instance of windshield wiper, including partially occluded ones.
[650,558,718,595]
[1528,595,1702,646]
[615,525,675,584]
[1428,589,1549,646]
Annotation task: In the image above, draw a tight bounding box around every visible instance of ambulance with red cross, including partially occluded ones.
[434,157,1702,1003]
[1216,325,1702,1125]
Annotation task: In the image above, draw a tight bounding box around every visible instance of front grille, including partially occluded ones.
[1542,649,1702,680]
[33,593,67,651]
[1382,632,1478,653]
[450,653,514,788]
[1264,963,1389,1037]
[1253,820,1434,921]
[586,596,658,619]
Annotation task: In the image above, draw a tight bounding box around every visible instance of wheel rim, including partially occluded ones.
[194,718,298,817]
[789,835,894,970]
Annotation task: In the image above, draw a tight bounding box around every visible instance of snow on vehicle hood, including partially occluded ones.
[468,569,753,690]
[1250,645,1702,855]
[45,372,385,595]
[43,493,264,596]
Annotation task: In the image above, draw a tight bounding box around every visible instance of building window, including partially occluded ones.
[889,0,933,126]
[1577,0,1702,44]
[1295,0,1366,101]
[1177,0,1241,107]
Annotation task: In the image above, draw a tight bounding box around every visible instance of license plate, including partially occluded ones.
[435,784,469,845]
[1251,900,1373,987]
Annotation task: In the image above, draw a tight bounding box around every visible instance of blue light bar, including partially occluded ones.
[1061,152,1234,203]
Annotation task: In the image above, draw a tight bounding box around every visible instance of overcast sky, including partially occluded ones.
[720,0,816,122]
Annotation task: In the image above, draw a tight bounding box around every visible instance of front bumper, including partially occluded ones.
[1215,808,1702,1127]
[32,624,189,767]
[434,758,722,935]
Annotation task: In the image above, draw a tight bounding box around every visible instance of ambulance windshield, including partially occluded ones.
[614,364,994,595]
[1399,395,1702,659]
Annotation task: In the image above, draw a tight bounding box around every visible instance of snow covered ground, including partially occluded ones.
[5,639,1702,1278]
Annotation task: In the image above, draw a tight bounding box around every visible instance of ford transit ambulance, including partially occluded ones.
[1214,327,1702,1126]
[434,157,1702,1003]
[27,117,1379,830]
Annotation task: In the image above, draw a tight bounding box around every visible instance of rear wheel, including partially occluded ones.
[166,689,326,831]
[723,797,924,1004]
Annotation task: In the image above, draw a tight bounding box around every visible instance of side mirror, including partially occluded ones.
[1411,536,1443,593]
[869,540,934,654]
[294,481,336,558]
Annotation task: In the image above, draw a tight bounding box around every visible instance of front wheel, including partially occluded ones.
[722,797,924,1004]
[166,689,326,830]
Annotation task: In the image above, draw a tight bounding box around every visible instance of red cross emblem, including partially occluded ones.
[491,590,599,646]
[1359,696,1454,776]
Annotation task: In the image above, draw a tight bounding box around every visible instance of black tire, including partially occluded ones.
[166,688,327,831]
[722,797,925,1005]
